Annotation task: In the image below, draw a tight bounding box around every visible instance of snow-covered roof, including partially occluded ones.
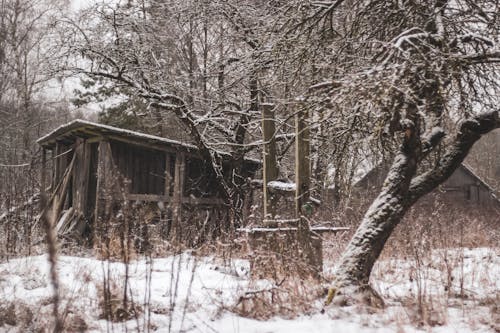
[37,119,261,165]
[37,119,199,151]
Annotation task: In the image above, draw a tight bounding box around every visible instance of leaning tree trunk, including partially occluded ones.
[327,124,419,307]
[327,111,500,307]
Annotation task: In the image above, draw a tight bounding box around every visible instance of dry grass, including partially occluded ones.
[1,185,498,331]
[96,278,142,323]
[231,278,325,320]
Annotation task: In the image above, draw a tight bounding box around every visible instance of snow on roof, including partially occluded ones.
[37,119,262,165]
[37,119,198,151]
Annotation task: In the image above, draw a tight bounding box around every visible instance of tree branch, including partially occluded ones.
[406,110,500,205]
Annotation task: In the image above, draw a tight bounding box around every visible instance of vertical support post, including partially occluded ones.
[54,142,62,186]
[80,142,92,217]
[94,140,114,244]
[295,109,311,218]
[295,108,322,277]
[41,149,47,194]
[72,139,83,213]
[50,149,55,190]
[262,103,279,220]
[172,152,185,240]
[164,153,172,198]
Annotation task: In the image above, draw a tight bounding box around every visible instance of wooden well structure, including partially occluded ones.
[241,106,349,279]
[37,119,259,243]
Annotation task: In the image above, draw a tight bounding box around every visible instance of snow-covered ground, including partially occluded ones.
[0,247,498,332]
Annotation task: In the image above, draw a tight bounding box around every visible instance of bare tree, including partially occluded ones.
[59,0,295,222]
[279,0,500,304]
[59,0,499,303]
[0,0,71,259]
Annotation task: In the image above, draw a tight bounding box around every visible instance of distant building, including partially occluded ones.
[354,163,500,209]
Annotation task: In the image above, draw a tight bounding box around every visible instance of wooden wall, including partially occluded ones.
[353,165,499,208]
[441,167,497,207]
[110,141,168,195]
[45,134,254,244]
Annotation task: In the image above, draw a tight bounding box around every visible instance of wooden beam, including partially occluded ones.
[86,136,105,144]
[164,153,172,197]
[295,108,320,276]
[104,134,203,158]
[124,193,223,206]
[126,194,170,202]
[54,142,62,186]
[295,109,311,218]
[41,148,47,209]
[94,140,115,240]
[81,142,92,217]
[44,154,76,227]
[172,152,186,240]
[262,103,279,218]
[71,141,82,213]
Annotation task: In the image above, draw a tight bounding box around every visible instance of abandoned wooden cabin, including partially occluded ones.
[37,119,260,242]
[355,163,500,209]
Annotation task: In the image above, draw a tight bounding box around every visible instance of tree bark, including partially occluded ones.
[328,111,499,306]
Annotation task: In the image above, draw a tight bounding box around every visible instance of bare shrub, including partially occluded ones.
[96,275,142,323]
[0,301,34,330]
[231,279,324,320]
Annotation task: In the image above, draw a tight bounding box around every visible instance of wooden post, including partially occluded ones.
[172,152,185,240]
[295,109,311,217]
[41,148,47,206]
[262,103,279,219]
[54,142,62,186]
[164,153,172,198]
[50,149,55,190]
[295,108,322,276]
[72,140,83,214]
[94,140,114,243]
[80,142,92,216]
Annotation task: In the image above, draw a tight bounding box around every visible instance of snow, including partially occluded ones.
[267,180,296,192]
[36,119,199,150]
[0,248,498,332]
[373,248,500,301]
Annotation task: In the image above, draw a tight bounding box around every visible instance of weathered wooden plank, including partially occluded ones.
[85,143,99,220]
[72,139,84,213]
[86,136,105,143]
[295,109,311,218]
[294,108,320,276]
[80,142,92,216]
[165,154,172,197]
[124,193,222,206]
[107,134,182,154]
[94,140,115,239]
[50,149,55,190]
[41,149,47,209]
[262,103,279,218]
[172,152,186,239]
[46,153,76,227]
[126,194,170,202]
[54,142,62,186]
